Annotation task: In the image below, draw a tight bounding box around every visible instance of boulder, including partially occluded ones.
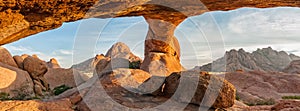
[163,71,236,108]
[0,62,35,99]
[46,58,61,68]
[23,56,48,80]
[44,68,87,89]
[13,55,24,69]
[107,68,151,90]
[0,47,18,68]
[141,52,183,76]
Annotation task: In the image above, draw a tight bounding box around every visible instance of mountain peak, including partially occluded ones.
[198,47,300,72]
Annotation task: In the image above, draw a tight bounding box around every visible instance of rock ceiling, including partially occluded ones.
[0,0,300,45]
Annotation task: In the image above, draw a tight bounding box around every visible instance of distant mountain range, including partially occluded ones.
[195,47,300,72]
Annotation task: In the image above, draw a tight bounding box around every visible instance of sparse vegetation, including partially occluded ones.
[246,98,276,106]
[11,84,33,100]
[0,92,10,100]
[53,85,72,96]
[129,61,141,69]
[282,96,300,100]
[235,94,240,101]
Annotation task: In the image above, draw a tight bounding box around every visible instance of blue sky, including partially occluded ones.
[3,7,300,69]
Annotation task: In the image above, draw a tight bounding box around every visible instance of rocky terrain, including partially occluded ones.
[2,42,300,110]
[196,47,300,72]
[1,0,300,111]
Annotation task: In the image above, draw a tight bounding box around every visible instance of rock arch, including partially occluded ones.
[1,0,300,75]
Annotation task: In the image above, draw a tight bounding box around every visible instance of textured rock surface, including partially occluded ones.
[0,47,18,68]
[225,71,300,104]
[72,54,106,74]
[141,52,183,76]
[197,47,300,72]
[44,68,87,89]
[23,56,49,95]
[283,60,300,74]
[0,99,73,111]
[1,0,300,45]
[164,71,236,108]
[271,100,300,111]
[13,55,25,69]
[105,42,141,62]
[0,62,34,99]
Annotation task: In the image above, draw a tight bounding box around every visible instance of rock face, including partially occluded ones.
[106,42,141,62]
[0,47,18,68]
[283,60,300,74]
[1,0,300,45]
[140,19,183,76]
[225,71,300,104]
[23,56,49,95]
[46,58,61,68]
[0,62,35,99]
[198,47,300,72]
[13,55,25,69]
[44,68,87,89]
[72,54,106,75]
[163,71,236,108]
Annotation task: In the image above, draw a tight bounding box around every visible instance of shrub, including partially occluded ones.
[53,85,72,96]
[282,96,300,100]
[246,98,276,106]
[129,61,141,69]
[0,92,10,100]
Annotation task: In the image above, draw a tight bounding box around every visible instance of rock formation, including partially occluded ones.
[44,68,87,90]
[1,0,300,77]
[0,47,18,68]
[0,62,35,99]
[225,71,300,104]
[197,47,300,72]
[23,56,49,96]
[46,58,61,69]
[283,60,300,74]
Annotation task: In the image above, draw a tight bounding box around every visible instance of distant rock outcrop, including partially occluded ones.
[283,60,300,74]
[0,47,18,68]
[72,54,106,75]
[197,47,300,72]
[46,58,61,68]
[225,71,300,104]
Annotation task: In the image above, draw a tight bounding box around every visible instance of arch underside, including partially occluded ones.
[0,0,300,45]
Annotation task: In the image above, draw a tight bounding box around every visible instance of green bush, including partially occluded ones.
[129,61,141,69]
[246,98,276,106]
[0,92,10,100]
[53,85,72,96]
[282,96,300,100]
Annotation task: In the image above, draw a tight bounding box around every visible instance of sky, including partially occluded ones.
[3,7,300,69]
